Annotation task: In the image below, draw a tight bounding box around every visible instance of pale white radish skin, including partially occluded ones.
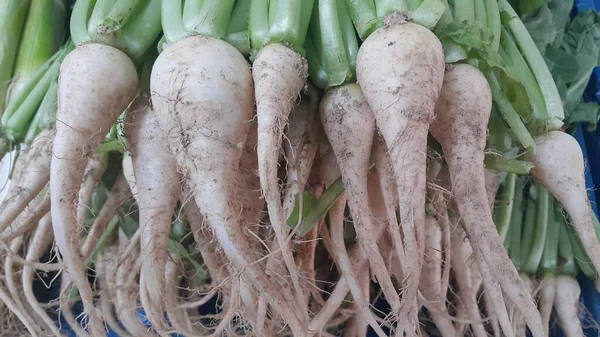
[538,275,556,336]
[115,231,155,337]
[126,97,182,332]
[51,43,138,336]
[309,152,389,335]
[0,129,53,231]
[484,169,501,211]
[554,275,584,337]
[425,160,451,299]
[476,248,514,337]
[356,21,445,335]
[270,98,319,300]
[328,196,386,337]
[96,245,132,337]
[371,137,405,276]
[343,267,369,337]
[450,225,489,337]
[1,190,49,241]
[0,278,40,336]
[81,173,131,257]
[5,237,29,322]
[165,256,198,336]
[22,212,62,336]
[122,154,138,196]
[510,274,537,337]
[253,43,309,321]
[526,130,600,275]
[430,64,544,337]
[419,216,455,337]
[58,277,89,337]
[181,191,230,286]
[320,83,402,319]
[76,152,108,224]
[151,35,303,334]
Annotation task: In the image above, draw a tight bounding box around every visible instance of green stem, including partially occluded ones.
[183,0,203,31]
[483,157,533,175]
[4,59,60,141]
[407,0,422,10]
[162,0,188,44]
[411,0,447,29]
[120,0,162,60]
[519,185,537,270]
[494,172,516,241]
[226,0,251,34]
[540,197,558,276]
[454,0,475,22]
[304,35,328,88]
[508,177,525,270]
[102,0,142,33]
[249,0,270,52]
[0,0,30,112]
[268,0,302,47]
[435,0,453,30]
[486,72,536,151]
[344,0,379,40]
[88,0,118,44]
[557,211,578,277]
[484,0,500,51]
[338,0,359,74]
[24,80,58,144]
[498,0,564,123]
[70,0,94,46]
[523,184,549,273]
[474,0,487,26]
[567,219,595,278]
[375,0,408,17]
[189,0,235,38]
[167,239,209,283]
[315,0,351,87]
[499,27,547,125]
[96,140,125,154]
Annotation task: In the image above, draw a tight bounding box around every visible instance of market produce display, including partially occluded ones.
[0,0,599,336]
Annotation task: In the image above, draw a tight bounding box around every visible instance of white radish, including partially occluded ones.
[1,190,49,241]
[538,275,556,336]
[51,43,138,336]
[151,35,303,335]
[320,83,402,320]
[0,128,53,231]
[430,63,544,336]
[253,42,309,319]
[356,21,445,335]
[22,212,61,336]
[554,275,584,337]
[126,96,182,332]
[419,216,455,337]
[526,130,600,276]
[76,152,109,224]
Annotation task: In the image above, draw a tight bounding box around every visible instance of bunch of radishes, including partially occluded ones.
[0,0,598,336]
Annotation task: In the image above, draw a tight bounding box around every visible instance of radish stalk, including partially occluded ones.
[8,0,66,101]
[155,5,304,332]
[430,63,543,336]
[0,0,29,112]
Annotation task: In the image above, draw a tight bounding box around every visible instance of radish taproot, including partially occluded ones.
[354,19,445,334]
[430,63,544,336]
[126,95,182,332]
[152,14,303,333]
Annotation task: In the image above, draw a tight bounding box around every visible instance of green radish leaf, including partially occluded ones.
[287,191,319,237]
[286,177,346,236]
